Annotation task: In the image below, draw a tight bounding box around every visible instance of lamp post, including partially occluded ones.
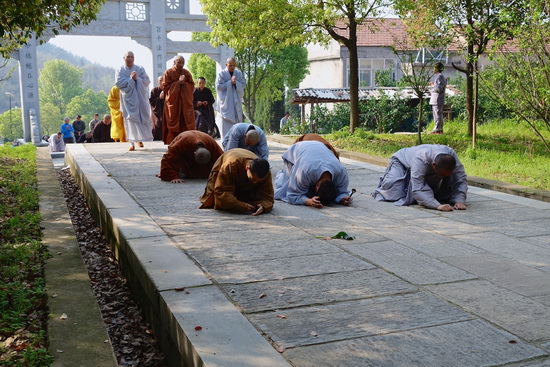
[5,92,14,129]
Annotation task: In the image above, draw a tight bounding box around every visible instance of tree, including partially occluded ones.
[298,1,393,132]
[0,108,23,142]
[39,102,64,136]
[237,45,308,124]
[388,20,441,144]
[0,0,105,57]
[185,31,308,128]
[187,33,217,94]
[480,0,550,151]
[65,89,109,124]
[201,0,391,132]
[395,0,528,146]
[39,60,83,115]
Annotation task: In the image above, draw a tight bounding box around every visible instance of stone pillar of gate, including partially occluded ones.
[150,0,168,81]
[13,37,42,144]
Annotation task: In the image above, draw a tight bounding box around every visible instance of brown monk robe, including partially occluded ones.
[200,149,274,215]
[158,131,223,182]
[294,133,339,159]
[162,55,195,145]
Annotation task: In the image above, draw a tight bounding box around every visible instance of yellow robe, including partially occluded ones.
[107,86,126,142]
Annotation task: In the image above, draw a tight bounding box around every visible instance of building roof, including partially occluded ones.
[291,86,461,104]
[333,18,519,52]
[333,18,413,49]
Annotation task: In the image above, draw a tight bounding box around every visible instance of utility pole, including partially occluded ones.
[5,92,14,130]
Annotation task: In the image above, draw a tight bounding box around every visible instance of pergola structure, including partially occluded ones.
[291,86,461,124]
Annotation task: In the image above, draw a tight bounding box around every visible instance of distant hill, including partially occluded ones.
[0,43,115,114]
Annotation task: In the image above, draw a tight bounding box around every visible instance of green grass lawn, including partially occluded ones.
[326,119,550,191]
[0,144,52,366]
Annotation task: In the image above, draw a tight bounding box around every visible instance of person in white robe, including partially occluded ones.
[48,132,65,152]
[222,123,269,160]
[372,144,467,211]
[275,141,352,208]
[215,57,245,138]
[115,51,153,151]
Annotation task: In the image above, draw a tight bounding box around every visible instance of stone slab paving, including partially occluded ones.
[251,291,474,348]
[65,141,550,366]
[284,320,545,367]
[220,269,417,313]
[340,240,478,285]
[427,279,550,342]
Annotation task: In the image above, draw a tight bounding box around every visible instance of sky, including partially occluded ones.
[48,0,202,78]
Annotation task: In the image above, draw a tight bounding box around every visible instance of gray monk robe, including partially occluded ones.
[275,141,349,205]
[372,144,467,209]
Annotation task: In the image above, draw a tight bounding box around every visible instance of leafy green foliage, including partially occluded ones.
[0,0,105,57]
[66,89,109,127]
[200,0,310,50]
[237,45,308,123]
[40,102,65,137]
[39,60,84,115]
[187,54,217,94]
[394,0,529,139]
[447,74,510,123]
[0,144,52,365]
[187,32,217,94]
[201,0,392,131]
[0,108,23,142]
[478,0,550,150]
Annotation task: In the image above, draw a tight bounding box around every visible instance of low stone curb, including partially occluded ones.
[267,134,550,203]
[37,147,117,367]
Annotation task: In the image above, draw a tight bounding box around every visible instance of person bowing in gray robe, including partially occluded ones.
[372,144,467,211]
[116,51,154,151]
[222,123,269,161]
[275,141,352,208]
[215,57,245,139]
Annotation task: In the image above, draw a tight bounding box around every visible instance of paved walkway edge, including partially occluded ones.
[64,144,290,367]
[37,147,118,367]
[267,135,550,203]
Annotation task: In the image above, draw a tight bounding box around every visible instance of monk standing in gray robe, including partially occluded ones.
[275,141,352,208]
[372,144,467,211]
[215,57,245,138]
[116,51,154,151]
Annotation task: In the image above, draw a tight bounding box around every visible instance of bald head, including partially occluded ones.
[194,147,211,165]
[244,129,260,147]
[123,51,135,68]
[174,55,185,69]
[226,57,236,72]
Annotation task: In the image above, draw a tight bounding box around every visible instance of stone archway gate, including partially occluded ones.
[12,0,229,143]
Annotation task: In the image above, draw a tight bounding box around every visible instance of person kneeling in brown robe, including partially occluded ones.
[158,130,223,183]
[200,149,273,216]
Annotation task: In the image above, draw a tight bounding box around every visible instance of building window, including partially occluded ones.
[125,2,148,21]
[348,58,396,87]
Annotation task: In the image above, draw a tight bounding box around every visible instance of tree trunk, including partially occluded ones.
[465,50,474,136]
[472,60,479,148]
[347,31,360,133]
[417,97,423,145]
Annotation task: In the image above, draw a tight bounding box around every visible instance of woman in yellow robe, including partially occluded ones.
[107,86,126,142]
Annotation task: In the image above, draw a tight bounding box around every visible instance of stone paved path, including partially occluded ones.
[68,140,550,367]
